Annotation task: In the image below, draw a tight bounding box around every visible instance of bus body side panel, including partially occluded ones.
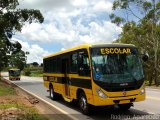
[68,73,94,104]
[43,76,50,88]
[44,81,48,88]
[43,79,64,96]
[53,82,63,94]
[44,74,94,105]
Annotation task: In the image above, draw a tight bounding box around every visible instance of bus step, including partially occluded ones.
[63,97,72,102]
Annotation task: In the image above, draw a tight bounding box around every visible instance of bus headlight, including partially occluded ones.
[140,88,145,94]
[140,86,145,95]
[96,88,108,98]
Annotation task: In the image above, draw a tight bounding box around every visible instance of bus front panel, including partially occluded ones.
[90,46,145,106]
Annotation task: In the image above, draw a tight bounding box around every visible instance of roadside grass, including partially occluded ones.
[0,81,16,96]
[0,103,19,109]
[0,81,48,120]
[0,103,48,120]
[30,71,43,77]
[23,66,43,77]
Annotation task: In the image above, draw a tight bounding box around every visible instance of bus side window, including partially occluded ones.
[70,52,78,73]
[57,57,61,73]
[78,49,90,76]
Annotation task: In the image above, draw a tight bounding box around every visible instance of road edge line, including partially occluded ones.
[3,78,79,120]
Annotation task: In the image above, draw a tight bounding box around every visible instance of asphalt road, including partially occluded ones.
[2,72,160,120]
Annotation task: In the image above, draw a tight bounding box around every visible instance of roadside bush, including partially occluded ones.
[22,66,43,77]
[24,68,31,76]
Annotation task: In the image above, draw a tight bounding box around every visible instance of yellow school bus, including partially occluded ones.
[9,69,21,80]
[43,43,148,114]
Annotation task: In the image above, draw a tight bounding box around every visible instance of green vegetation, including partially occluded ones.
[111,0,160,86]
[2,67,19,72]
[0,0,44,72]
[0,103,48,120]
[145,80,160,87]
[30,70,43,77]
[23,66,43,77]
[3,65,43,77]
[23,67,31,76]
[0,81,48,120]
[10,50,26,71]
[0,81,16,96]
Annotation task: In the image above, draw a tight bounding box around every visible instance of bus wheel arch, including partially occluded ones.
[77,88,84,99]
[49,83,53,90]
[77,89,90,115]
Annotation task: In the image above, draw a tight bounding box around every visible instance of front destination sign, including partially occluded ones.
[100,48,131,54]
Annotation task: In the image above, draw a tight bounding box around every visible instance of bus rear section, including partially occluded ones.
[43,44,147,114]
[9,69,21,80]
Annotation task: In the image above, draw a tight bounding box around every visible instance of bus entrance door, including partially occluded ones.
[62,59,71,99]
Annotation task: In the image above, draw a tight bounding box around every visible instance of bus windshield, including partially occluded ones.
[9,70,20,76]
[91,47,144,83]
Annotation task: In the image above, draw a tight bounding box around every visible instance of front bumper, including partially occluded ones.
[93,92,145,106]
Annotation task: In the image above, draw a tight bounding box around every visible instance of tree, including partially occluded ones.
[0,0,44,76]
[32,62,39,67]
[9,50,26,71]
[111,0,160,86]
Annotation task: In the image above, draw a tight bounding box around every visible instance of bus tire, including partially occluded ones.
[49,85,58,100]
[118,103,132,111]
[78,92,90,115]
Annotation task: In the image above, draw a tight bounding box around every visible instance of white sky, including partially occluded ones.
[12,0,122,64]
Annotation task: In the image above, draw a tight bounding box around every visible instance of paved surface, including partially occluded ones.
[1,72,160,120]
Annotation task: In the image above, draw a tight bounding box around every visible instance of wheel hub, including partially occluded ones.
[80,97,87,110]
[50,89,54,98]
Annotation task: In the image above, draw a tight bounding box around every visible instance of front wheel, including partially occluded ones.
[118,103,132,111]
[79,92,90,115]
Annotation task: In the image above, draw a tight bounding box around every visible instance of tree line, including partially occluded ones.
[110,0,160,86]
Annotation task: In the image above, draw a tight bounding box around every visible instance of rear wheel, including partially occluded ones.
[49,85,58,100]
[118,103,132,111]
[78,92,90,115]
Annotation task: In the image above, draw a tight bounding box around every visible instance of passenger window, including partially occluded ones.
[70,52,78,73]
[78,49,90,76]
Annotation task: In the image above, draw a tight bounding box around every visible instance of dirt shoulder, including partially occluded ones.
[0,79,48,120]
[0,78,73,120]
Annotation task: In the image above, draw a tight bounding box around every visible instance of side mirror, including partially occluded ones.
[141,53,149,62]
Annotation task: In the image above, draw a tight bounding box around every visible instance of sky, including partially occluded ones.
[12,0,122,64]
